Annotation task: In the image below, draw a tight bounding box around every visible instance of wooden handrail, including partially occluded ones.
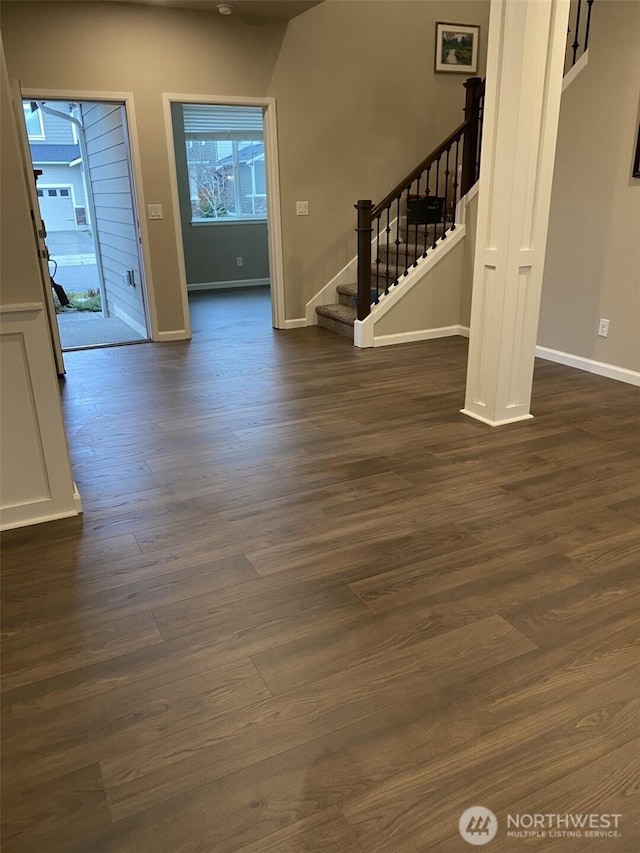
[356,76,485,322]
[372,120,470,219]
[371,77,484,220]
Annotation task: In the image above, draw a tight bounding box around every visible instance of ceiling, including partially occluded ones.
[14,0,323,21]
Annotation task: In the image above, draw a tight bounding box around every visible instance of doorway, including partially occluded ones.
[21,98,151,351]
[164,94,286,334]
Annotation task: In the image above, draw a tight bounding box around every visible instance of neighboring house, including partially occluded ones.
[187,138,266,220]
[23,101,89,232]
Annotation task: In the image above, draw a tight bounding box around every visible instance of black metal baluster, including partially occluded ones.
[392,194,400,283]
[477,92,484,183]
[571,0,583,67]
[451,138,460,231]
[384,207,391,296]
[374,215,381,305]
[433,155,441,249]
[423,165,431,258]
[412,175,421,267]
[584,0,594,50]
[441,145,451,241]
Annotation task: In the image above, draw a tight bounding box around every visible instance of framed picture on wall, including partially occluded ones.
[633,125,640,178]
[435,22,480,74]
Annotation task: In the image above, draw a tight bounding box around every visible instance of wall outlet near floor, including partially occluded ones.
[296,201,309,216]
[598,318,610,337]
[236,257,243,267]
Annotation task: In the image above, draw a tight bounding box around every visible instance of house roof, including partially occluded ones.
[215,141,265,167]
[29,143,80,164]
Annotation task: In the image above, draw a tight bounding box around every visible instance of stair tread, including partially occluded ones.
[336,282,357,296]
[378,241,431,256]
[315,303,356,325]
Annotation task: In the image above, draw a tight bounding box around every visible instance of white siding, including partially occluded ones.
[81,103,146,336]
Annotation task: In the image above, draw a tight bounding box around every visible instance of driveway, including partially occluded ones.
[46,229,95,258]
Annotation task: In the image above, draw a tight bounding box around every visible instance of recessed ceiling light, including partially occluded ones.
[217,4,233,14]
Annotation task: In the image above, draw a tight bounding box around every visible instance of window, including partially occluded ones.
[60,189,70,197]
[23,102,45,140]
[36,189,43,197]
[48,189,57,197]
[181,105,266,223]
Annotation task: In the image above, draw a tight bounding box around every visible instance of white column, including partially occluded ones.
[462,0,570,426]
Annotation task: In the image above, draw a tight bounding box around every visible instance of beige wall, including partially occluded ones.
[539,0,640,372]
[267,0,490,318]
[0,1,287,333]
[0,39,43,305]
[373,238,465,337]
[2,0,490,327]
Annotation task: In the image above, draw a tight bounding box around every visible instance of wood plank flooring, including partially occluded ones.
[2,287,639,852]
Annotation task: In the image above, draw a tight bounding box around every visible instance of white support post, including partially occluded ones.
[462,0,570,426]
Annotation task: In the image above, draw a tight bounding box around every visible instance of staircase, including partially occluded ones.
[314,75,484,342]
[315,224,443,338]
[314,0,595,344]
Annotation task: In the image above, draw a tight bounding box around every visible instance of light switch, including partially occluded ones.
[148,204,163,220]
[296,201,309,216]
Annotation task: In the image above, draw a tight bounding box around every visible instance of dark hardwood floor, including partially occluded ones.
[2,287,639,851]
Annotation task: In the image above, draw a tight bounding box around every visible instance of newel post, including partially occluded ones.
[461,76,483,197]
[355,199,374,321]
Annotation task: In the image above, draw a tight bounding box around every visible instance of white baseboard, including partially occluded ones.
[460,408,534,427]
[305,258,358,324]
[1,504,82,532]
[73,481,83,514]
[187,278,270,291]
[282,318,308,329]
[535,346,640,387]
[374,324,467,347]
[155,329,190,342]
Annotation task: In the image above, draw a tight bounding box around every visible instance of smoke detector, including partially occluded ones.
[217,3,233,14]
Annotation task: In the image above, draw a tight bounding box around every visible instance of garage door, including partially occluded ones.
[36,187,76,232]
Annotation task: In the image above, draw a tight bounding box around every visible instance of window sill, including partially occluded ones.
[190,219,267,227]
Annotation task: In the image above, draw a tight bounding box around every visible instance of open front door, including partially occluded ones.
[10,81,65,376]
[80,102,149,338]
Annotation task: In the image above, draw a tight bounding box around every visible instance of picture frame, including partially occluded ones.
[633,125,640,178]
[435,22,480,74]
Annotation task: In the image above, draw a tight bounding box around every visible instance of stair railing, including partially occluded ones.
[566,0,595,73]
[356,77,484,321]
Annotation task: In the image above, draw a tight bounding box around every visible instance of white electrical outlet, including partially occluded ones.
[148,204,163,220]
[236,257,243,267]
[296,201,309,216]
[598,318,610,337]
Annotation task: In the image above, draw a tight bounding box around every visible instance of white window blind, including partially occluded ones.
[182,105,263,141]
